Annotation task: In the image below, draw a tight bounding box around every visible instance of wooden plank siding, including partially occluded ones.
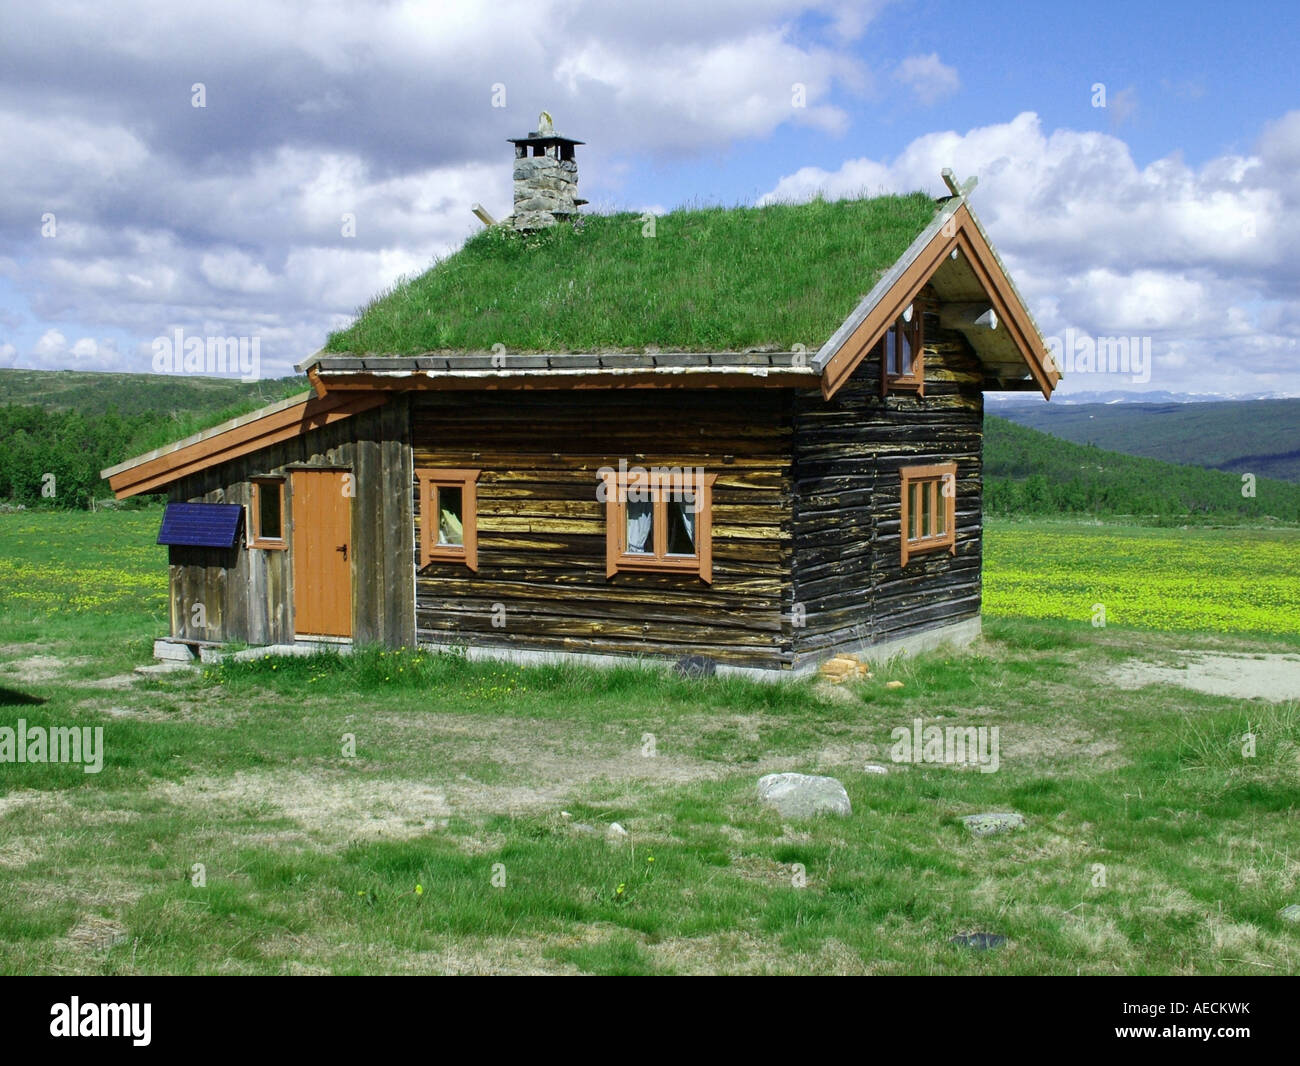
[166,398,414,647]
[411,391,794,667]
[790,305,984,666]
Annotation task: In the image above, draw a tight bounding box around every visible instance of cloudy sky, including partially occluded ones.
[1,0,1297,396]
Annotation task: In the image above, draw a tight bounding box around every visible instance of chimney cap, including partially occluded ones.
[508,133,585,148]
[509,109,582,148]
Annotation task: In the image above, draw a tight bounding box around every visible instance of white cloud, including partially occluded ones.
[759,110,1300,394]
[28,329,122,371]
[0,0,887,377]
[894,53,960,106]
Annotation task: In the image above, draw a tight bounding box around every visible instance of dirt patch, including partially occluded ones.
[0,788,52,819]
[1,654,89,684]
[151,770,452,843]
[258,932,582,975]
[62,914,129,954]
[77,674,140,691]
[0,643,52,657]
[0,834,46,867]
[650,931,870,975]
[1110,653,1300,702]
[1001,719,1123,769]
[369,711,737,810]
[729,853,798,885]
[75,697,167,721]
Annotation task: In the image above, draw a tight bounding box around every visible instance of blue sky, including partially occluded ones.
[637,0,1295,206]
[1,0,1297,396]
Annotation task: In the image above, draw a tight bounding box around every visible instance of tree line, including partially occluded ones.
[2,402,1297,522]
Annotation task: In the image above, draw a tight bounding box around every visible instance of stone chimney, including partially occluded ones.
[508,111,585,231]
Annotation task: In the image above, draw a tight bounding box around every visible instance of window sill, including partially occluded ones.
[610,554,709,580]
[901,537,955,565]
[249,538,287,551]
[423,548,472,566]
[884,376,924,391]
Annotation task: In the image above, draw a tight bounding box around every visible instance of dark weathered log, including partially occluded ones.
[790,308,984,656]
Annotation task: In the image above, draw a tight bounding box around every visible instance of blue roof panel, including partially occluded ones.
[157,502,244,548]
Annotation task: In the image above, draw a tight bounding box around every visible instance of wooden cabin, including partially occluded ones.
[103,122,1057,677]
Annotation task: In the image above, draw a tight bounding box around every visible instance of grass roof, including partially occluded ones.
[325,193,938,355]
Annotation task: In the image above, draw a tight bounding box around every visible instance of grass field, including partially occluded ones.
[1,510,1298,975]
[984,519,1300,637]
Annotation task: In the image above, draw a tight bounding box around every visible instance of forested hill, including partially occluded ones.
[984,416,1300,522]
[0,370,302,508]
[0,369,1297,522]
[996,398,1300,483]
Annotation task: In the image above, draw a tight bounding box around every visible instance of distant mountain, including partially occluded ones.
[994,398,1300,483]
[0,370,306,507]
[988,389,1296,407]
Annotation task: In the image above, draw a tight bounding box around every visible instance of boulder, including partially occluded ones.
[963,812,1025,837]
[757,773,851,819]
[949,932,1006,950]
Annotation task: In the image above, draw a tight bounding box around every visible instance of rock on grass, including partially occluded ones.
[963,812,1025,837]
[757,773,851,819]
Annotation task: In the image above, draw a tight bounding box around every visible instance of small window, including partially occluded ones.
[417,469,479,570]
[879,302,924,397]
[249,478,286,549]
[603,467,716,582]
[899,463,956,565]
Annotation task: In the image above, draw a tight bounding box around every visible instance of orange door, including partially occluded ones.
[291,470,352,637]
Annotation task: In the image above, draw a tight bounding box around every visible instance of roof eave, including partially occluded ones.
[101,390,389,499]
[310,363,819,392]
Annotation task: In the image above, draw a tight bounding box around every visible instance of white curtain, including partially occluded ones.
[678,503,695,549]
[626,502,653,553]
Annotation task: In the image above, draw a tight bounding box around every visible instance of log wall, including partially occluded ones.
[411,391,793,667]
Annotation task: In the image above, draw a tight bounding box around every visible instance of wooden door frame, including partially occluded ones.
[290,468,354,639]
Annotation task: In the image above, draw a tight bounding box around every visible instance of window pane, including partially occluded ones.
[885,327,898,376]
[908,482,919,541]
[921,481,932,537]
[626,500,653,554]
[437,485,464,546]
[665,498,697,556]
[258,483,281,540]
[935,482,946,536]
[898,322,912,375]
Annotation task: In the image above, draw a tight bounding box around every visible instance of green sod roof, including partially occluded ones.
[325,192,939,355]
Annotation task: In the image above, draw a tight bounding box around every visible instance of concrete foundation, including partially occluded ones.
[418,615,982,683]
[157,615,982,683]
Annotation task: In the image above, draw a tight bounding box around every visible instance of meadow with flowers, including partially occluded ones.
[1,507,1297,975]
